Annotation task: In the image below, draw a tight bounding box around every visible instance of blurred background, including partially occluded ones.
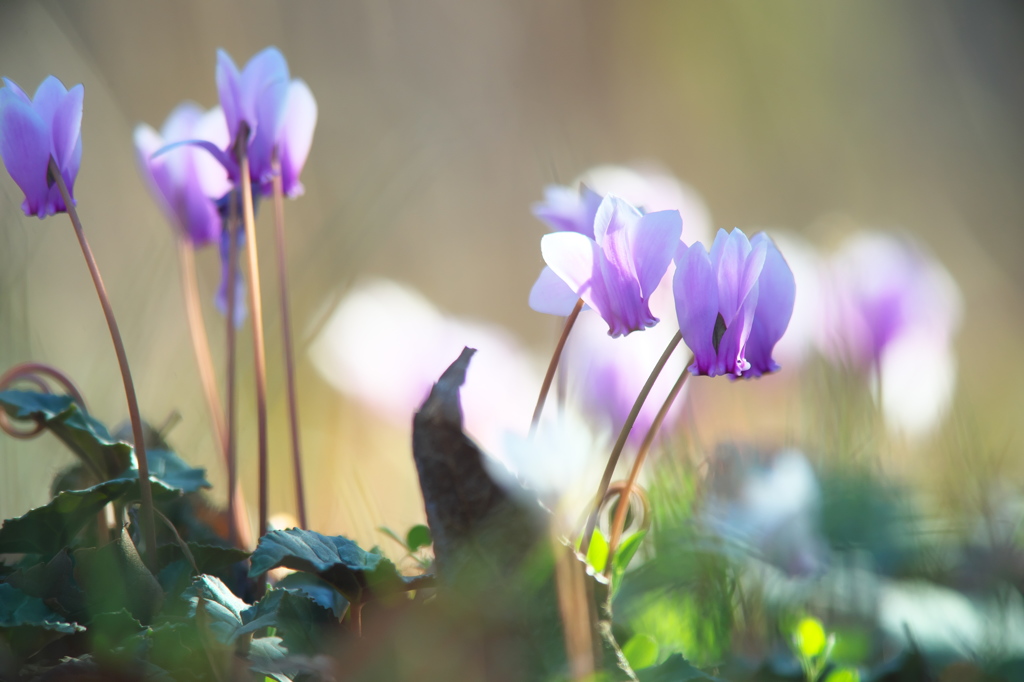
[1,0,1023,555]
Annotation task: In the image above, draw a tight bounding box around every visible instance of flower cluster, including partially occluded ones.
[134,47,317,321]
[531,179,796,380]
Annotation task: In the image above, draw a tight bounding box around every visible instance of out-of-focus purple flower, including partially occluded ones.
[529,164,712,317]
[216,47,316,197]
[565,276,688,444]
[674,229,795,378]
[822,231,961,435]
[134,103,231,247]
[536,194,681,337]
[823,231,959,367]
[215,227,247,327]
[0,76,83,218]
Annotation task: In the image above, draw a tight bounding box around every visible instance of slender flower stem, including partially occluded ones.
[235,141,270,544]
[225,191,242,547]
[578,330,682,555]
[179,238,251,548]
[270,156,307,529]
[605,368,690,567]
[49,158,157,569]
[177,241,227,454]
[530,298,584,434]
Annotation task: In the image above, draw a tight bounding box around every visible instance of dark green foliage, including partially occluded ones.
[249,528,411,603]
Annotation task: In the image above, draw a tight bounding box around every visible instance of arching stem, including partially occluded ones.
[530,298,584,435]
[605,368,690,569]
[50,158,157,569]
[578,330,682,555]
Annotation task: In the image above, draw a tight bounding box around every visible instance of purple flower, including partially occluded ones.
[674,229,794,378]
[534,194,682,337]
[0,76,83,218]
[216,47,316,196]
[134,102,231,247]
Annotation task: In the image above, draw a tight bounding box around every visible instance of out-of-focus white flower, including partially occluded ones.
[702,447,827,577]
[308,279,542,456]
[489,407,606,525]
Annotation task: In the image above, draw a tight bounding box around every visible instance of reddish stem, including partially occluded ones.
[50,158,157,569]
[530,298,584,434]
[578,330,682,555]
[270,156,307,529]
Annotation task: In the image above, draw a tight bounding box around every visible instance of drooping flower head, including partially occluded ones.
[0,76,83,218]
[216,47,317,197]
[134,102,231,247]
[534,194,682,337]
[674,229,795,378]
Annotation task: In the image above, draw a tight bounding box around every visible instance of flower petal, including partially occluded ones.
[50,83,83,173]
[216,49,243,143]
[541,231,602,311]
[529,266,583,316]
[241,47,290,138]
[193,106,232,198]
[30,76,67,131]
[532,183,603,238]
[593,193,642,245]
[277,79,317,197]
[629,208,682,299]
[0,97,50,217]
[745,233,796,376]
[1,78,29,104]
[673,241,718,374]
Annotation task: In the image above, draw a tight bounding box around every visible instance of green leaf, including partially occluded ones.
[248,529,409,603]
[405,524,432,552]
[157,542,250,573]
[611,530,647,595]
[378,526,407,550]
[0,583,83,634]
[240,587,335,655]
[0,471,192,556]
[4,549,86,621]
[622,633,659,670]
[182,574,248,644]
[275,572,348,618]
[636,653,724,681]
[0,390,132,476]
[126,449,211,494]
[74,527,165,625]
[0,478,134,555]
[824,668,860,682]
[247,636,290,681]
[586,528,610,573]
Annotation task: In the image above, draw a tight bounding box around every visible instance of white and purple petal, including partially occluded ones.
[0,97,50,217]
[673,241,718,375]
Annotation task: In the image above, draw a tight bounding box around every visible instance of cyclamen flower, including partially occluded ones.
[535,194,682,337]
[134,102,231,247]
[529,165,712,317]
[0,76,83,218]
[674,229,795,378]
[216,47,317,197]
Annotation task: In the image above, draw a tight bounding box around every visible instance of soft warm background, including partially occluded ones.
[1,1,1022,547]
